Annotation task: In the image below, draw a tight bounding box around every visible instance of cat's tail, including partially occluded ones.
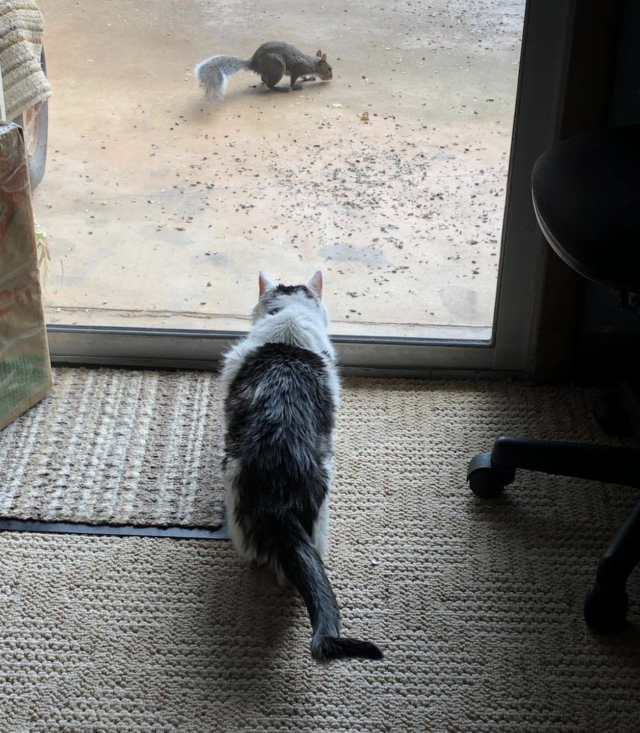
[194,55,248,102]
[275,517,383,662]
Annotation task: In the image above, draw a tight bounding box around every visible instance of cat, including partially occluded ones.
[220,270,383,661]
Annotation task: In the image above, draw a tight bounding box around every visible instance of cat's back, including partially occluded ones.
[224,341,335,446]
[223,341,335,511]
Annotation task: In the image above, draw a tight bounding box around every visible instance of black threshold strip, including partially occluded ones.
[0,518,229,540]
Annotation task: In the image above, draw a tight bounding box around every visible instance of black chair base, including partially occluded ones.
[468,437,640,633]
[594,381,640,439]
[584,582,628,633]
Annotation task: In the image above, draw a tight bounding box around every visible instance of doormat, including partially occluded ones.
[0,368,226,532]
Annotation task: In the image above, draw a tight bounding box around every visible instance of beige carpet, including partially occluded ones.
[1,373,640,731]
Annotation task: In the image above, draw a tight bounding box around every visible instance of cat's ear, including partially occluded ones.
[307,271,323,299]
[259,271,277,297]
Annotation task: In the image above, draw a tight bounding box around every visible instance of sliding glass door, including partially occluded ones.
[38,1,572,375]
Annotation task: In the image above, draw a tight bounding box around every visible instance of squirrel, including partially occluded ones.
[195,41,333,102]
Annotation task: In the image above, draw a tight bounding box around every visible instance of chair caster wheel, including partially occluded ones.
[468,468,506,498]
[593,393,632,437]
[467,453,514,499]
[584,582,628,633]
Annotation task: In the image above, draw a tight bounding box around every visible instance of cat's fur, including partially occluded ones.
[220,271,383,661]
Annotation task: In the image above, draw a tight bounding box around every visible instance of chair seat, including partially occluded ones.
[532,124,640,292]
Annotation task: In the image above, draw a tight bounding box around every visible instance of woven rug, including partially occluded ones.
[0,368,227,527]
[1,373,640,732]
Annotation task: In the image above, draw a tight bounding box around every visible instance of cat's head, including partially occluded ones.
[251,271,329,326]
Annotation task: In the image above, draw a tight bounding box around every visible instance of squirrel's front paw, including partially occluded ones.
[291,83,303,91]
[301,75,317,83]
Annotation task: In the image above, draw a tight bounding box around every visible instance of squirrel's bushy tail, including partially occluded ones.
[275,516,383,662]
[195,55,248,102]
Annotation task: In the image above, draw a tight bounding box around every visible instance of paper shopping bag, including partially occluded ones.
[0,122,52,431]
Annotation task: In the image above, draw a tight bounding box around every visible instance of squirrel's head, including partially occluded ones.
[315,50,333,81]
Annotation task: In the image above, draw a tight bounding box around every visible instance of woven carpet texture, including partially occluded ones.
[1,369,639,731]
[0,368,227,527]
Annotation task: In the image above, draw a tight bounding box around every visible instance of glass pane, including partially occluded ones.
[36,0,525,341]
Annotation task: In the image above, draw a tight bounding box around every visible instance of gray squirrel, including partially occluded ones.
[195,41,333,102]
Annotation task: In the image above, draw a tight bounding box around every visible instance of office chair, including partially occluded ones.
[467,124,640,633]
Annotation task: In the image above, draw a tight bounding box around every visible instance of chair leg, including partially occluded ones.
[584,499,640,632]
[467,437,640,498]
[467,437,640,632]
[594,381,640,439]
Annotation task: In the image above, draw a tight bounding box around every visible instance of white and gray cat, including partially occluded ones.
[220,271,383,661]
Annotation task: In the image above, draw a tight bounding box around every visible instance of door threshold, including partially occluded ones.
[0,518,229,540]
